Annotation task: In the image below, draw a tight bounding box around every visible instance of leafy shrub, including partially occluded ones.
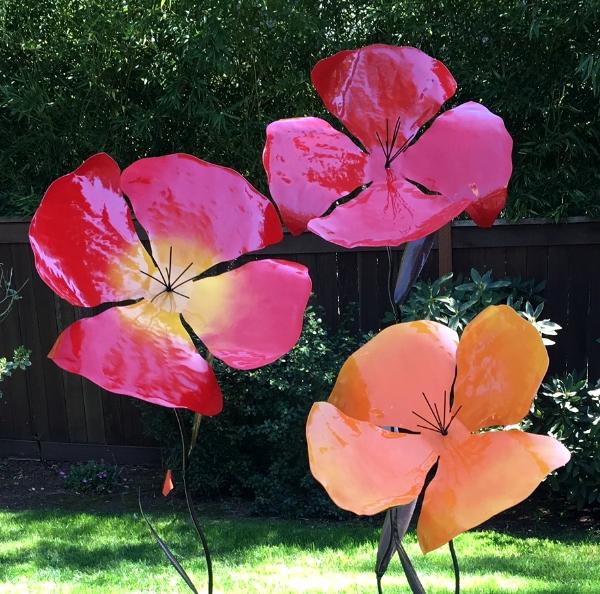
[524,372,600,509]
[0,1,599,219]
[0,264,31,396]
[138,304,369,518]
[64,461,122,494]
[399,268,561,343]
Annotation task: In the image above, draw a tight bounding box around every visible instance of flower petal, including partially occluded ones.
[49,301,222,415]
[308,177,472,248]
[328,321,458,431]
[312,44,456,151]
[307,402,436,515]
[29,153,153,307]
[401,102,513,226]
[121,154,283,276]
[417,430,570,553]
[263,117,368,235]
[184,259,311,370]
[454,305,548,431]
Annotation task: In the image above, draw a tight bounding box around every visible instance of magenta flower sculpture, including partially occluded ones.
[263,44,513,247]
[29,152,312,415]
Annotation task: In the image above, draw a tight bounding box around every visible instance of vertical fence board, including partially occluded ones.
[2,219,600,452]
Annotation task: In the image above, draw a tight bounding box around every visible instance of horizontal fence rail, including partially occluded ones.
[1,217,599,459]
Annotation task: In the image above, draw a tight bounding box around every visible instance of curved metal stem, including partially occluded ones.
[174,410,214,594]
[448,539,460,594]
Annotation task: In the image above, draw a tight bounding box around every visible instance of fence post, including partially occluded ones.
[438,223,453,275]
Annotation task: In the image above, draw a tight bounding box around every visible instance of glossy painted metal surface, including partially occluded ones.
[417,430,570,553]
[31,152,311,414]
[307,178,472,248]
[121,153,283,276]
[184,259,312,370]
[306,402,437,515]
[49,301,223,415]
[402,102,513,227]
[453,305,549,431]
[307,306,570,552]
[29,153,154,307]
[263,117,367,235]
[263,45,513,245]
[311,45,456,152]
[328,321,458,429]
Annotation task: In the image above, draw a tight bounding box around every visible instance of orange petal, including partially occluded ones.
[328,321,458,430]
[306,402,436,515]
[417,429,570,553]
[162,469,174,497]
[183,259,311,370]
[49,301,222,415]
[454,305,549,431]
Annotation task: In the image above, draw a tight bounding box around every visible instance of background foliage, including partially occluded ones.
[1,0,599,219]
[141,271,598,516]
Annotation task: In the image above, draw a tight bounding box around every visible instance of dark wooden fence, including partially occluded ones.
[1,217,598,461]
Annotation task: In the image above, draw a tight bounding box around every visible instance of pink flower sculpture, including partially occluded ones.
[30,153,312,415]
[263,44,513,247]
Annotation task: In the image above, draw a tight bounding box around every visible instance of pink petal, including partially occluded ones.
[29,153,153,307]
[264,117,368,234]
[49,301,223,415]
[121,154,283,277]
[184,259,312,369]
[401,102,513,226]
[312,45,456,151]
[308,176,472,248]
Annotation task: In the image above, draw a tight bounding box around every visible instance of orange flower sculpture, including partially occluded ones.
[306,305,570,553]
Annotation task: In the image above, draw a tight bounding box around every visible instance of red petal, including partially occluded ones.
[162,469,174,497]
[401,102,513,225]
[312,45,456,151]
[184,259,311,369]
[29,153,153,307]
[49,301,223,415]
[121,154,283,276]
[308,177,472,248]
[263,117,367,234]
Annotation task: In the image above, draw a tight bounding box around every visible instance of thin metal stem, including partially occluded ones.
[449,539,460,594]
[411,411,441,431]
[421,392,442,430]
[170,261,195,287]
[139,269,166,287]
[174,410,214,594]
[445,405,463,432]
[386,246,399,323]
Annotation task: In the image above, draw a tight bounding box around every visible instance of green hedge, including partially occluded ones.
[1,1,599,219]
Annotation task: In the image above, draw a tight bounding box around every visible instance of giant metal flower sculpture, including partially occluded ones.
[306,305,570,553]
[30,152,312,415]
[264,44,513,247]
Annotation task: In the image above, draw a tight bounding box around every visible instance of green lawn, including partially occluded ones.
[0,508,597,593]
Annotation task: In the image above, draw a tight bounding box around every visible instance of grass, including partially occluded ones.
[0,507,598,593]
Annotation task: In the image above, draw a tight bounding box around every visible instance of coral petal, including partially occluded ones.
[417,430,570,553]
[29,153,152,307]
[454,305,549,431]
[312,45,456,151]
[184,259,312,369]
[49,301,222,415]
[307,402,436,515]
[328,321,458,430]
[264,117,367,234]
